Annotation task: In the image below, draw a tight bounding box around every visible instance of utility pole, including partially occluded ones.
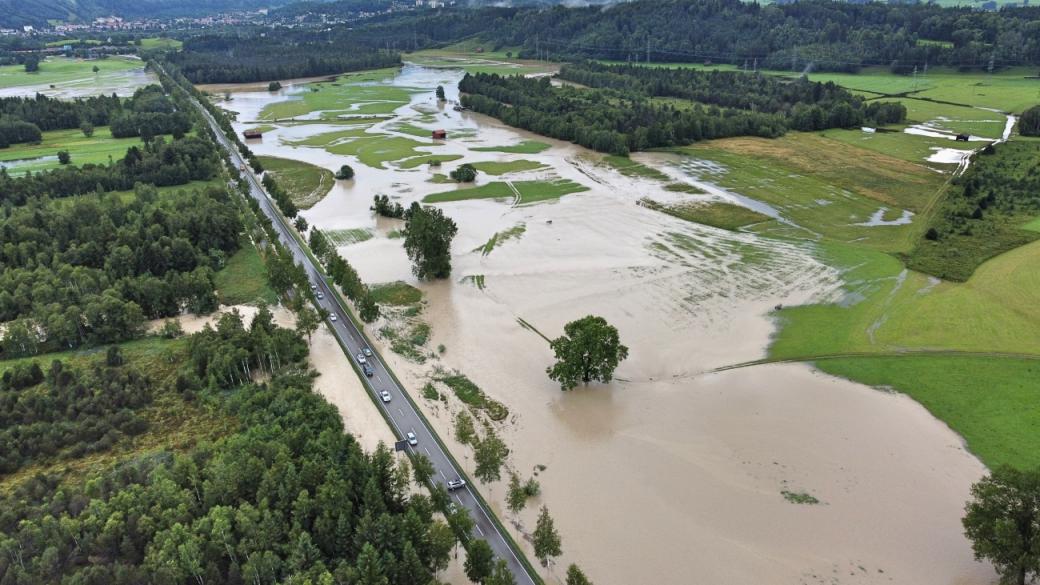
[912,65,918,91]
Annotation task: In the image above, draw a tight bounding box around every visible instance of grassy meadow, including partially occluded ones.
[258,68,410,121]
[0,56,142,90]
[0,126,163,173]
[258,155,334,209]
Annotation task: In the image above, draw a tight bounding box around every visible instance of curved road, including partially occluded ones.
[194,101,537,585]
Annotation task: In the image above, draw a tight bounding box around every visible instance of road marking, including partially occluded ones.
[398,408,404,417]
[423,446,431,456]
[475,524,485,537]
[439,469,447,480]
[376,375,383,383]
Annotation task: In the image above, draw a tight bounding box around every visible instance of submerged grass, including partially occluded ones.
[472,140,551,154]
[470,159,545,175]
[434,372,509,421]
[323,228,373,246]
[258,155,333,209]
[370,281,422,305]
[642,198,771,231]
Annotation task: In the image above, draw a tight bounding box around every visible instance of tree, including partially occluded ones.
[507,474,526,516]
[532,505,561,568]
[92,65,100,73]
[160,319,184,339]
[454,410,476,445]
[268,81,282,92]
[486,559,517,585]
[963,467,1040,585]
[295,305,321,344]
[294,216,308,232]
[336,164,355,180]
[411,453,435,486]
[24,56,39,73]
[464,539,495,583]
[546,315,629,390]
[474,429,508,484]
[80,121,94,137]
[450,163,477,183]
[403,202,458,280]
[436,85,446,101]
[566,564,592,585]
[57,150,71,165]
[1021,105,1040,137]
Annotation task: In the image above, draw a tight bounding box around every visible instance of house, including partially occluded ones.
[955,134,970,142]
[432,129,447,140]
[243,129,263,139]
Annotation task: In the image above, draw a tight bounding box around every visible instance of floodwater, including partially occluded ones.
[215,65,995,585]
[0,60,156,99]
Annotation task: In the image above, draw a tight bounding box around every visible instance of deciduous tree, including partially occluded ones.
[546,315,628,390]
[464,539,495,583]
[533,505,562,567]
[963,467,1040,585]
[403,202,458,279]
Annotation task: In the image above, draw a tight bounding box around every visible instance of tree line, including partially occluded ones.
[460,71,822,155]
[0,310,460,584]
[558,62,907,130]
[0,183,242,359]
[307,229,380,323]
[355,0,1040,72]
[0,134,220,205]
[169,34,402,84]
[0,85,192,148]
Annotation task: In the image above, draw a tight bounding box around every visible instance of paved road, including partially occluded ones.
[194,101,537,585]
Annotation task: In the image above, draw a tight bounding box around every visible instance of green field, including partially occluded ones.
[139,37,183,51]
[258,68,411,121]
[0,126,160,174]
[470,159,545,175]
[643,199,772,231]
[258,155,333,209]
[0,56,142,90]
[370,281,423,305]
[673,133,943,252]
[291,126,436,169]
[405,46,556,76]
[472,140,551,154]
[398,154,463,169]
[603,154,672,181]
[214,243,278,306]
[818,356,1040,470]
[424,178,587,205]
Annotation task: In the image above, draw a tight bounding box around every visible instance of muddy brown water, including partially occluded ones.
[215,64,995,585]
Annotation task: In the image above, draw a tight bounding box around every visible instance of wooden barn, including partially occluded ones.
[243,129,264,140]
[432,129,447,140]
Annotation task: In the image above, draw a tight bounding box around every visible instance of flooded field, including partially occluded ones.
[0,56,156,98]
[215,64,994,585]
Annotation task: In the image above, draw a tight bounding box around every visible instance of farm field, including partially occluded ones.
[404,45,557,76]
[257,68,411,121]
[0,55,141,89]
[670,133,943,252]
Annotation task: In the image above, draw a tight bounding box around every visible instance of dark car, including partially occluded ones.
[363,363,374,377]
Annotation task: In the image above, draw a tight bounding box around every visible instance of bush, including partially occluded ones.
[268,81,282,91]
[450,163,477,183]
[57,150,71,165]
[1020,105,1040,137]
[336,164,355,180]
[80,121,94,137]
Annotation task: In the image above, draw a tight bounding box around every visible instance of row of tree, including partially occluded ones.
[461,73,784,155]
[308,229,380,323]
[0,134,221,205]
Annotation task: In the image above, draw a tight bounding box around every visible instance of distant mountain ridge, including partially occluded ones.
[0,0,300,29]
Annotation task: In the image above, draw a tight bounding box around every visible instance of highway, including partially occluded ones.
[193,100,537,585]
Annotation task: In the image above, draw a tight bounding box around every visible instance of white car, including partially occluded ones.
[356,352,367,364]
[446,478,466,491]
[330,314,337,322]
[379,390,391,403]
[310,283,317,291]
[407,432,418,446]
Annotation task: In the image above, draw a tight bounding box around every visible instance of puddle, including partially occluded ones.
[856,207,914,226]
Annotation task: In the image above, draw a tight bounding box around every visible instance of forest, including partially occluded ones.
[0,311,458,584]
[458,67,901,155]
[355,0,1040,72]
[0,184,242,358]
[169,34,401,84]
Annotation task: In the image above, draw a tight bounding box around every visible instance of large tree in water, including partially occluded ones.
[403,202,458,279]
[546,315,628,390]
[962,466,1040,585]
